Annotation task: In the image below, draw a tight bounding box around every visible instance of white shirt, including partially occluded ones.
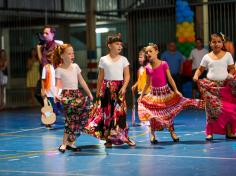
[99,55,129,80]
[189,48,208,69]
[200,52,234,81]
[42,64,55,97]
[55,63,81,89]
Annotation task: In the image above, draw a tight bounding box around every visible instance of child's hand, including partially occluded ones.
[193,76,198,82]
[227,73,234,79]
[138,96,143,103]
[131,85,136,94]
[89,94,94,101]
[119,87,126,96]
[175,90,183,97]
[54,95,61,102]
[41,89,46,97]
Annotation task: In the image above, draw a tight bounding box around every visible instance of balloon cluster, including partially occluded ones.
[176,0,195,57]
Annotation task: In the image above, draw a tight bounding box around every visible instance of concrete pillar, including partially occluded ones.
[86,0,97,93]
[203,0,209,47]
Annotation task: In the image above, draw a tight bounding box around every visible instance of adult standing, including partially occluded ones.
[36,25,58,106]
[161,42,185,92]
[189,38,208,98]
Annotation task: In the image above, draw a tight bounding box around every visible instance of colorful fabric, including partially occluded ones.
[198,78,236,135]
[138,85,204,131]
[43,64,52,92]
[137,66,150,94]
[85,80,128,145]
[146,61,169,87]
[60,89,91,142]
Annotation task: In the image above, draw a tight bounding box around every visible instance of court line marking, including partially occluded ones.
[0,127,45,135]
[79,151,236,160]
[0,170,95,176]
[0,149,57,160]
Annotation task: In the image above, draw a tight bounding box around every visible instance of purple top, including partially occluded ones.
[146,61,169,87]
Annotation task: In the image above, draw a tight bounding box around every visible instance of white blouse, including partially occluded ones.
[99,55,129,80]
[55,63,81,89]
[200,52,234,81]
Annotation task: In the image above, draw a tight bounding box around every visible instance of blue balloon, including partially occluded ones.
[176,12,182,19]
[182,1,188,8]
[176,1,182,6]
[186,16,193,22]
[176,17,184,23]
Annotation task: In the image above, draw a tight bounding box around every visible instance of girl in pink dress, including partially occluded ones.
[193,33,236,140]
[138,43,204,144]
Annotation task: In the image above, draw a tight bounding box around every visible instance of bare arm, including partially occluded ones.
[228,64,235,75]
[131,70,140,94]
[131,81,138,95]
[37,45,42,63]
[193,66,205,81]
[78,73,93,100]
[166,68,179,92]
[54,78,62,100]
[96,68,104,97]
[119,66,130,95]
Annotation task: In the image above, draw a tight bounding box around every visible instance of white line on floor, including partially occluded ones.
[0,127,45,135]
[105,152,236,160]
[0,170,96,176]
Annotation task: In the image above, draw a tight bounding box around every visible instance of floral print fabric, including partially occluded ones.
[85,80,128,145]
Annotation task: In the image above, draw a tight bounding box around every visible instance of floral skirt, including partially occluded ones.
[138,84,204,131]
[60,89,90,142]
[198,78,236,135]
[85,80,128,145]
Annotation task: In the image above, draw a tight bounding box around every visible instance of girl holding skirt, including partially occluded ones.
[193,33,236,141]
[86,33,135,147]
[138,43,204,144]
[55,44,93,153]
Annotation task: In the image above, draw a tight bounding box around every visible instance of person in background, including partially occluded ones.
[35,25,58,106]
[131,48,150,125]
[0,49,9,110]
[26,48,40,105]
[161,41,185,92]
[189,38,208,98]
[41,51,61,129]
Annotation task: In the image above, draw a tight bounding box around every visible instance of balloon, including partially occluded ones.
[187,36,195,42]
[178,37,186,43]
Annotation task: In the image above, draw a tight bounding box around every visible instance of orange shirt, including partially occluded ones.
[137,66,150,94]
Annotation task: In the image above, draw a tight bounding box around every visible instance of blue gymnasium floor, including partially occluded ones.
[0,108,236,176]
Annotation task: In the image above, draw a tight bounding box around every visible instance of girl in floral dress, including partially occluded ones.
[138,43,204,144]
[54,44,93,153]
[86,33,135,147]
[193,33,236,141]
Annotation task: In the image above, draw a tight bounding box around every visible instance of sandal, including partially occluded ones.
[205,135,213,141]
[170,131,180,142]
[58,145,66,153]
[66,145,81,152]
[126,138,136,146]
[150,136,158,144]
[104,140,112,148]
